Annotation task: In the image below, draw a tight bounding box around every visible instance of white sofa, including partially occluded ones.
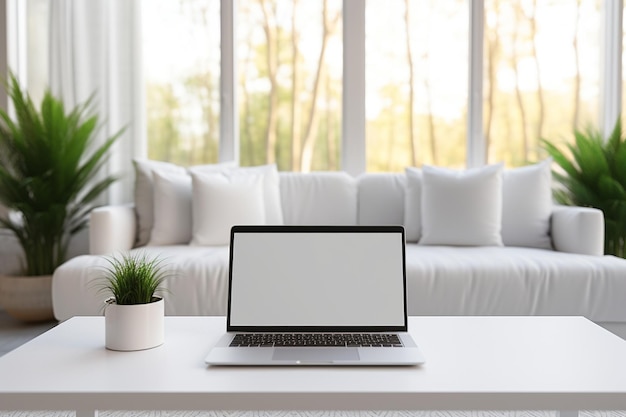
[51,162,626,338]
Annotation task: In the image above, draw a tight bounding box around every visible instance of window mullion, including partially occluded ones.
[220,0,238,164]
[342,0,365,176]
[467,0,484,168]
[601,0,623,138]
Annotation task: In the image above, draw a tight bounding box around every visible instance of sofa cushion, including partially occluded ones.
[279,172,357,225]
[53,243,626,323]
[133,159,187,247]
[404,168,422,242]
[190,170,266,246]
[133,159,235,247]
[137,161,282,247]
[404,245,626,321]
[502,158,553,249]
[404,162,550,247]
[419,163,504,246]
[189,164,283,225]
[149,170,193,246]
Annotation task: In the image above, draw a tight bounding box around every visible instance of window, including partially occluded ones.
[7,0,619,174]
[142,0,221,166]
[366,0,468,171]
[484,0,601,166]
[3,0,49,104]
[237,0,343,172]
[25,0,48,104]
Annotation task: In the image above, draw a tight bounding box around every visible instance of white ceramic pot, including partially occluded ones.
[104,297,164,351]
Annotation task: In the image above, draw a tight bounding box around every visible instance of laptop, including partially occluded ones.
[204,225,425,366]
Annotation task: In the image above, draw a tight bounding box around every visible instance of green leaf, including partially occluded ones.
[0,71,121,274]
[598,175,626,201]
[612,138,626,188]
[572,129,609,182]
[541,139,579,179]
[97,253,170,305]
[541,118,626,257]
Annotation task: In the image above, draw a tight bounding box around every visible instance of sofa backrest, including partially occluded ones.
[278,167,553,250]
[279,172,358,225]
[357,173,406,225]
[277,172,407,226]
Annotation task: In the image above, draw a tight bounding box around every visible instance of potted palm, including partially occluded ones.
[0,73,121,322]
[99,252,167,351]
[542,118,626,257]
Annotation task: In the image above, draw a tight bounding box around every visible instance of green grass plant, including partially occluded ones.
[0,73,122,275]
[100,252,167,305]
[542,118,626,258]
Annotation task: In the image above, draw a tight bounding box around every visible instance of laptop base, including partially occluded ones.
[205,332,425,366]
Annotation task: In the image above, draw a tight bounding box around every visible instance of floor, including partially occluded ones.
[1,309,625,417]
[0,308,58,357]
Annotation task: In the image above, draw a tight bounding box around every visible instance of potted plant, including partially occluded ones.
[99,252,167,351]
[0,74,122,321]
[0,73,122,322]
[542,118,626,257]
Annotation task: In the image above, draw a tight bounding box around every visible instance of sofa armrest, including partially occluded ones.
[89,205,137,255]
[551,205,604,256]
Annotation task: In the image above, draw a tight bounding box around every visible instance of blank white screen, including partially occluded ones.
[229,232,406,327]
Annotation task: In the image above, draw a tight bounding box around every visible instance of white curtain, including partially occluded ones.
[48,0,145,204]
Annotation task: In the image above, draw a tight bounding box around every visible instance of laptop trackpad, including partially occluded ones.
[273,347,359,363]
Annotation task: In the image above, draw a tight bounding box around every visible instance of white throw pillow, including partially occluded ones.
[148,170,193,246]
[133,158,187,247]
[403,167,422,242]
[189,164,283,225]
[191,171,266,246]
[134,159,240,246]
[419,163,504,246]
[502,158,553,249]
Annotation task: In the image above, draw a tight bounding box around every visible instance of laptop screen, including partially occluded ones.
[227,225,407,332]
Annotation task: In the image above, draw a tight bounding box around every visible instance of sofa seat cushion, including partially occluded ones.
[405,245,626,322]
[54,241,626,323]
[52,245,230,321]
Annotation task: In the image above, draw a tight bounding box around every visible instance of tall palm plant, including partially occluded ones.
[542,119,626,258]
[0,74,122,275]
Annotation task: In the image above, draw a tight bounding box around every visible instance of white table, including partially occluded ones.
[1,316,626,417]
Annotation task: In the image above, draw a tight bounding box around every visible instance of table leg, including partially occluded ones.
[76,410,97,417]
[558,411,579,417]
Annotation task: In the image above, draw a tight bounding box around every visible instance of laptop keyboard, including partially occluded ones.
[230,333,403,347]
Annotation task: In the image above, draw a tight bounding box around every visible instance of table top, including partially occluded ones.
[1,316,626,411]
